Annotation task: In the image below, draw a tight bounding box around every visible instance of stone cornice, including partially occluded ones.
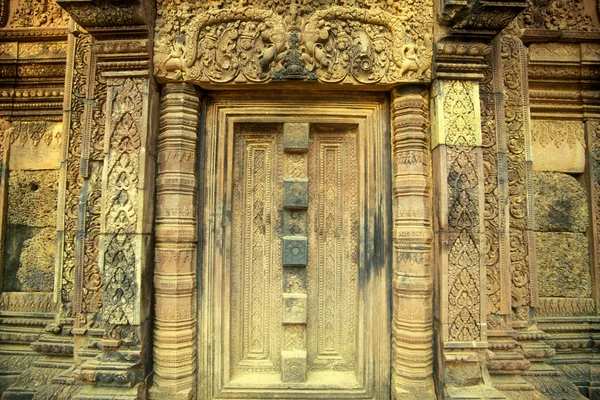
[56,0,153,37]
[434,41,491,80]
[440,0,528,39]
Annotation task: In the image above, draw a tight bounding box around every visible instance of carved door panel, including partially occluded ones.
[200,95,390,399]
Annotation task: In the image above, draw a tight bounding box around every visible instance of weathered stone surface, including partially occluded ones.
[536,232,591,298]
[17,227,55,292]
[7,170,58,227]
[533,172,588,233]
[532,120,585,173]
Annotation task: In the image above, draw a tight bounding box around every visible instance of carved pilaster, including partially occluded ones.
[431,78,500,398]
[68,67,157,398]
[498,27,585,400]
[499,30,537,319]
[481,36,536,396]
[390,86,435,399]
[148,82,200,400]
[590,119,600,314]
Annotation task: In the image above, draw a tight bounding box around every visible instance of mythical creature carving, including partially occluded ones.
[154,0,433,85]
[521,0,597,31]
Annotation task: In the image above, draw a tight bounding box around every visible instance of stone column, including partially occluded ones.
[390,86,435,400]
[431,76,495,398]
[149,83,200,400]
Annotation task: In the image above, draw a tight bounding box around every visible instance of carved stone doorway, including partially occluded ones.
[198,92,391,399]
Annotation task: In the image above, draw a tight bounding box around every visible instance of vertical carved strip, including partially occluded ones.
[318,144,342,355]
[432,79,485,343]
[0,122,10,291]
[281,122,308,383]
[57,31,90,317]
[390,87,435,399]
[246,144,272,358]
[588,119,600,312]
[73,36,107,333]
[431,79,492,396]
[500,32,537,315]
[101,77,143,333]
[482,37,534,390]
[481,37,511,320]
[149,83,200,399]
[93,72,155,389]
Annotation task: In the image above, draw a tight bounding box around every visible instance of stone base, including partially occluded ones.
[392,379,436,400]
[74,383,145,400]
[523,363,586,400]
[148,378,195,400]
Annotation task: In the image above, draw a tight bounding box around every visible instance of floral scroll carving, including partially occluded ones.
[521,0,597,31]
[8,0,68,27]
[154,0,433,85]
[500,31,535,309]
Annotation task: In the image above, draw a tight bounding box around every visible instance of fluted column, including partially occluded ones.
[149,83,201,400]
[390,86,436,399]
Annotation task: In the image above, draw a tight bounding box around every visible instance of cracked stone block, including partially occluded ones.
[537,232,591,298]
[533,172,588,233]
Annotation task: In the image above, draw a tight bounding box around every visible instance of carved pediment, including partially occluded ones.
[154,0,433,85]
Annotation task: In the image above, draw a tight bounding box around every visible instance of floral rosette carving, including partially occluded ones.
[154,0,433,85]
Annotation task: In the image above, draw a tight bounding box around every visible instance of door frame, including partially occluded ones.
[197,91,392,399]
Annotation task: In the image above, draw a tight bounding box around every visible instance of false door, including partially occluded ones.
[200,94,390,399]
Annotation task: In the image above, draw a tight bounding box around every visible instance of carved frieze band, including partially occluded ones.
[499,32,537,315]
[154,0,433,85]
[390,87,435,398]
[150,82,200,398]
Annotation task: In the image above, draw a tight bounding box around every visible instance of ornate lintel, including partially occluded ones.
[154,0,434,86]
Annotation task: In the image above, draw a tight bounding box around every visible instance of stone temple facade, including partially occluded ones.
[0,0,598,399]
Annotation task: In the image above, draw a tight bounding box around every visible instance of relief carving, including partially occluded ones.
[101,77,143,336]
[154,0,433,85]
[532,120,585,149]
[521,0,597,31]
[60,33,90,317]
[500,31,535,309]
[588,119,600,311]
[444,80,479,146]
[7,0,68,27]
[447,145,481,342]
[480,38,509,318]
